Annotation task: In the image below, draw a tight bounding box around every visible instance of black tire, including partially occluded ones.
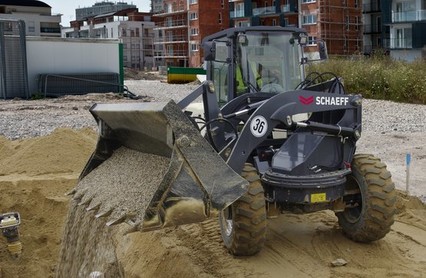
[336,154,396,242]
[219,163,267,256]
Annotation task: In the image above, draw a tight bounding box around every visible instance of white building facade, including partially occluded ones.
[62,12,156,70]
[0,0,61,37]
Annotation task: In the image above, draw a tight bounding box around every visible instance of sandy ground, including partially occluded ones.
[0,99,425,277]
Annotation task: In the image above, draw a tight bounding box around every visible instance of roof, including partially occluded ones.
[0,0,51,8]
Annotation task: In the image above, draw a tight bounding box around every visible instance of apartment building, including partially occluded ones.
[383,0,426,61]
[62,9,156,69]
[229,0,299,27]
[188,0,230,66]
[153,0,229,67]
[0,0,61,37]
[300,0,363,56]
[75,1,136,21]
[152,0,165,13]
[362,0,384,55]
[228,0,363,56]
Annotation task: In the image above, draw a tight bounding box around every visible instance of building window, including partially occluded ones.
[355,16,359,30]
[272,19,276,26]
[28,21,35,33]
[221,0,225,8]
[191,42,199,52]
[354,0,358,8]
[302,0,316,3]
[302,14,317,25]
[190,28,199,36]
[307,36,317,45]
[218,12,222,24]
[235,19,251,27]
[189,0,198,4]
[189,12,198,20]
[346,16,350,30]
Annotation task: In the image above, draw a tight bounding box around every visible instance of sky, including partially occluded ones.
[44,1,151,25]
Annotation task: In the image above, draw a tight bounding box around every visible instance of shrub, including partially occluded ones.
[307,58,426,104]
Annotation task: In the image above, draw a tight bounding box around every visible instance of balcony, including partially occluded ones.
[153,8,187,16]
[392,10,426,23]
[363,24,381,33]
[281,4,290,12]
[154,19,187,29]
[230,10,245,18]
[155,50,188,58]
[387,38,412,49]
[363,0,381,13]
[253,6,276,16]
[154,35,188,44]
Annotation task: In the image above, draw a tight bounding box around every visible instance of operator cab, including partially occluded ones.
[202,26,307,107]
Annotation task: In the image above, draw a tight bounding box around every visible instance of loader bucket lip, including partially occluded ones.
[77,100,249,231]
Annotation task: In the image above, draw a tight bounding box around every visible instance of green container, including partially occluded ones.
[167,67,206,84]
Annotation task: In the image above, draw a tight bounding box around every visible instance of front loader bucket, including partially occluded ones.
[73,100,248,232]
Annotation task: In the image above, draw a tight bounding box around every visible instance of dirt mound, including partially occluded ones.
[124,69,166,81]
[0,128,96,277]
[0,128,96,176]
[0,129,425,277]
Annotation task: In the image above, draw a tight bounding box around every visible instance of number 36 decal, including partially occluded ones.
[250,115,268,137]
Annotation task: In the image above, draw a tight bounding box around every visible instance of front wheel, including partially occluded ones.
[336,154,396,242]
[219,164,267,256]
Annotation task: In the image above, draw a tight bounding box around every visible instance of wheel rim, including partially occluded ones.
[221,206,234,237]
[343,175,363,223]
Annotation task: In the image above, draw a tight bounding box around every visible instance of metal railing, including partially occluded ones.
[281,4,290,12]
[0,19,29,99]
[384,38,412,49]
[253,6,276,16]
[156,50,188,57]
[154,35,188,43]
[154,19,187,28]
[392,10,426,22]
[39,73,123,97]
[230,10,245,18]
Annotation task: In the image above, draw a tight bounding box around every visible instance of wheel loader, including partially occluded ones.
[74,26,396,256]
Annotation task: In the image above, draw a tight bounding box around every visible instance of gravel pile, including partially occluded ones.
[75,146,170,225]
[0,80,425,140]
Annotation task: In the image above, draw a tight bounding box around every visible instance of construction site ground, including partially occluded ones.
[0,77,425,277]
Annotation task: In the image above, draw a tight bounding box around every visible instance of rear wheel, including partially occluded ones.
[219,163,267,256]
[336,154,396,242]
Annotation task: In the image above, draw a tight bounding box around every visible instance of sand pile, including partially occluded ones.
[0,128,96,177]
[0,128,96,277]
[0,128,425,277]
